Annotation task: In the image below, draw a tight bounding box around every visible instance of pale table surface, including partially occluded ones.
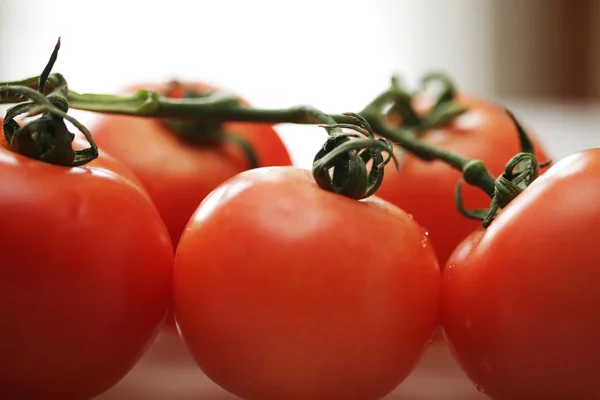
[96,329,487,400]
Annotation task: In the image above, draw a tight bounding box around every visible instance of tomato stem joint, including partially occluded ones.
[312,113,398,200]
[1,38,98,167]
[455,110,551,228]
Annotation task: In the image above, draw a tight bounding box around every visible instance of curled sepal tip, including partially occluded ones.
[456,152,545,228]
[504,108,535,154]
[504,107,552,169]
[419,72,467,130]
[421,72,457,106]
[388,80,420,127]
[312,113,397,200]
[38,37,61,94]
[384,71,466,132]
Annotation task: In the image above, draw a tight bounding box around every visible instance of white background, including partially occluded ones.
[1,0,598,167]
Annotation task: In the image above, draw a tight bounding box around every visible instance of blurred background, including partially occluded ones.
[0,0,598,168]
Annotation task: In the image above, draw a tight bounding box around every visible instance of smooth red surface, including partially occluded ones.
[0,126,174,399]
[376,95,550,265]
[441,149,600,399]
[174,166,441,400]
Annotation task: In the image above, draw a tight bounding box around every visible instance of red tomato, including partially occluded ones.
[376,94,550,265]
[90,82,292,246]
[441,148,600,399]
[174,166,441,400]
[0,122,173,399]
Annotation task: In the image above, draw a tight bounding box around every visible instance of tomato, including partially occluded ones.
[173,166,440,400]
[90,81,289,397]
[441,148,600,399]
[90,81,292,247]
[0,121,173,399]
[376,94,550,265]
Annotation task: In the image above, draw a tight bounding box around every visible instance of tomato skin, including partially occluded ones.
[174,166,441,400]
[441,148,600,399]
[0,129,173,399]
[376,94,550,265]
[90,82,292,246]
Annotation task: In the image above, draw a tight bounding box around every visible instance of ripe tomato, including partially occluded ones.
[0,122,173,399]
[376,94,550,265]
[90,81,292,247]
[173,166,440,400]
[441,148,600,399]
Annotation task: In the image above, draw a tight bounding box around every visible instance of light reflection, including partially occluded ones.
[536,151,590,181]
[67,165,123,182]
[190,177,252,225]
[0,150,18,166]
[454,110,484,131]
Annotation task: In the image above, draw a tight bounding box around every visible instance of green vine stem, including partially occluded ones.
[0,72,501,195]
[157,81,260,169]
[1,66,546,225]
[44,81,497,196]
[65,86,494,195]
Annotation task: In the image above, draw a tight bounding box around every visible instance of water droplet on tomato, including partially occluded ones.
[475,384,485,393]
[421,232,429,248]
[407,213,413,220]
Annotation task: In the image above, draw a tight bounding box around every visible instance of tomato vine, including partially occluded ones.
[0,38,549,227]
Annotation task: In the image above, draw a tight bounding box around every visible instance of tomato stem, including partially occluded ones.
[0,39,98,166]
[454,110,549,227]
[0,72,496,192]
[312,113,397,200]
[156,82,261,168]
[1,70,546,222]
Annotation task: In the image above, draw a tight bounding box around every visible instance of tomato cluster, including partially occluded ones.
[91,82,292,246]
[377,94,549,265]
[2,66,599,400]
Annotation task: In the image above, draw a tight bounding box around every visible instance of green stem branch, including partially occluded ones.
[0,73,497,198]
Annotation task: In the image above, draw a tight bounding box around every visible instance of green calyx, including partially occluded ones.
[455,109,552,227]
[1,38,98,167]
[312,113,398,200]
[364,72,468,134]
[159,82,259,169]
